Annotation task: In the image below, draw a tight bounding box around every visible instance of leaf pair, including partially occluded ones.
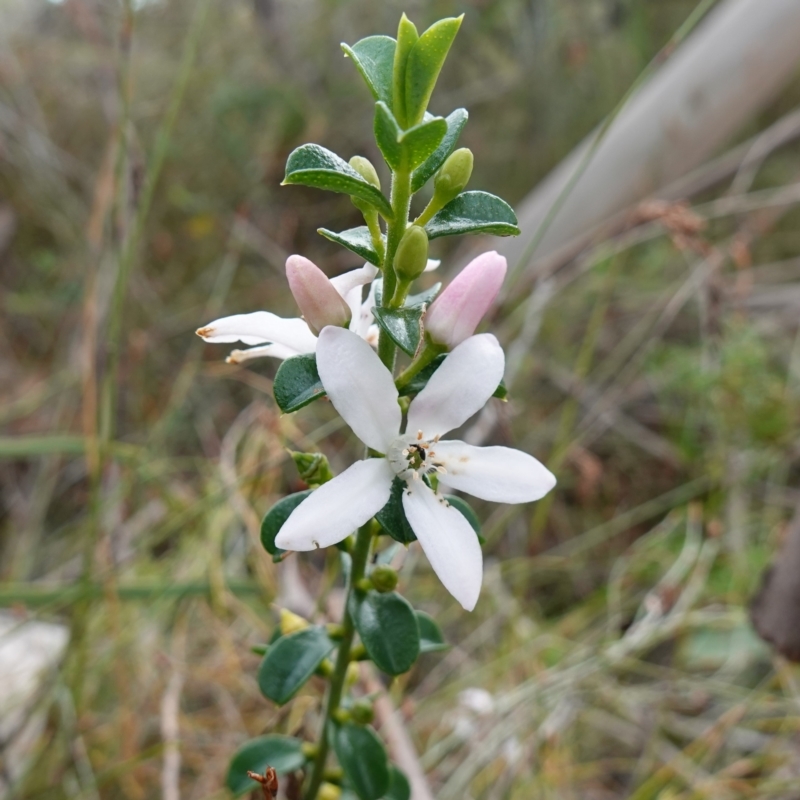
[343,17,463,129]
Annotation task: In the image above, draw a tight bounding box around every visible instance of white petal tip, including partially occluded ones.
[196,326,213,338]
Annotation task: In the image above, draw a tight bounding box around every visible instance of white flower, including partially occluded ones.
[196,262,379,364]
[274,327,556,611]
[196,257,440,364]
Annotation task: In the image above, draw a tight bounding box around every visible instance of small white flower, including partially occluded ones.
[196,262,379,364]
[274,327,556,611]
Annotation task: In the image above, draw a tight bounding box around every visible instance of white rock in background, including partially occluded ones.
[0,613,69,797]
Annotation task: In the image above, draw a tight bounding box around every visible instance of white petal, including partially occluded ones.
[316,327,401,453]
[226,343,301,364]
[352,281,378,339]
[275,458,393,550]
[344,285,365,332]
[433,440,556,503]
[330,263,378,297]
[423,258,441,272]
[197,312,317,352]
[407,334,505,437]
[403,480,483,611]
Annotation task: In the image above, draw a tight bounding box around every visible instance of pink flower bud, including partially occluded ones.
[424,251,507,348]
[286,255,352,335]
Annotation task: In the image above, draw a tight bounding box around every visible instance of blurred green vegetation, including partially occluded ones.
[2,0,800,797]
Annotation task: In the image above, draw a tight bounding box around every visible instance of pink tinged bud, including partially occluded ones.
[286,255,352,335]
[424,251,507,348]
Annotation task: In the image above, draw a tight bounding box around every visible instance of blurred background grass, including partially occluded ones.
[2,0,800,798]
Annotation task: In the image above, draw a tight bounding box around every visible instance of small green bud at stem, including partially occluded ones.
[350,699,375,725]
[370,565,399,593]
[415,148,474,227]
[434,147,473,202]
[349,155,381,190]
[393,225,429,282]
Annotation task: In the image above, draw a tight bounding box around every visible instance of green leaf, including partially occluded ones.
[376,478,416,544]
[417,611,448,654]
[226,736,306,795]
[401,116,448,171]
[392,14,419,128]
[261,490,312,559]
[342,36,396,106]
[283,144,393,219]
[333,723,390,800]
[405,282,441,308]
[318,226,383,266]
[411,108,468,192]
[374,103,447,173]
[351,591,420,675]
[372,306,423,356]
[258,627,335,705]
[384,767,411,800]
[404,17,463,127]
[374,102,403,170]
[425,191,520,239]
[273,354,326,413]
[445,495,485,544]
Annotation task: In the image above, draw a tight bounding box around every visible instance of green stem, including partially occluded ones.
[303,523,374,800]
[395,341,443,390]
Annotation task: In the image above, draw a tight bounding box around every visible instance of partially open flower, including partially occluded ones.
[196,258,377,364]
[274,327,555,610]
[424,251,506,349]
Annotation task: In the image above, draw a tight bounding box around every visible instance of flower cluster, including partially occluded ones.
[199,249,555,610]
[207,14,557,799]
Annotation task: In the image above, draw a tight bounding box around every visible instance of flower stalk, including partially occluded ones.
[303,522,374,800]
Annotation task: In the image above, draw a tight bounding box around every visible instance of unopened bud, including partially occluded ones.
[319,783,342,800]
[433,148,473,206]
[425,251,507,348]
[370,565,398,593]
[345,662,360,687]
[394,225,429,282]
[351,699,375,725]
[290,450,333,487]
[280,608,310,636]
[286,255,351,335]
[349,156,381,190]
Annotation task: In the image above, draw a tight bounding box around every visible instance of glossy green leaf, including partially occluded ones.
[404,17,463,127]
[374,103,447,173]
[425,191,520,239]
[318,226,383,266]
[333,723,390,800]
[283,144,392,219]
[416,611,448,653]
[405,282,441,308]
[260,490,312,559]
[342,36,396,106]
[401,116,447,171]
[374,102,403,170]
[376,478,416,544]
[352,591,420,675]
[392,14,419,128]
[372,306,422,356]
[226,735,306,795]
[411,108,468,192]
[384,767,411,800]
[273,354,325,413]
[258,626,335,705]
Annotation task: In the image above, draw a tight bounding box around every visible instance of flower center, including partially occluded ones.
[387,430,446,481]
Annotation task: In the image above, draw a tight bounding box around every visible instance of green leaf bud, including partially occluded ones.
[433,147,473,206]
[289,450,333,487]
[393,225,429,282]
[349,155,381,190]
[370,565,399,593]
[350,699,375,725]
